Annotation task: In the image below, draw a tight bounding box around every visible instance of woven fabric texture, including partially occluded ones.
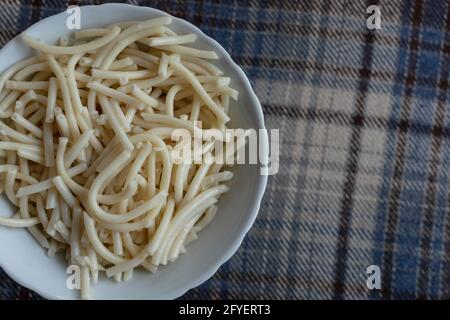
[1,0,450,300]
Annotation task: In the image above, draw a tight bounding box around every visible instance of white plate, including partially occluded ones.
[0,3,268,300]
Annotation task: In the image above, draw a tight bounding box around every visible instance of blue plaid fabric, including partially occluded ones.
[1,0,450,300]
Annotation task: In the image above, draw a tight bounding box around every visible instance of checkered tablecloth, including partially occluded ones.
[1,0,450,300]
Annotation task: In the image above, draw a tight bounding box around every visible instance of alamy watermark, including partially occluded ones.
[66,5,81,30]
[367,5,381,30]
[66,265,81,290]
[169,125,279,176]
[366,265,381,290]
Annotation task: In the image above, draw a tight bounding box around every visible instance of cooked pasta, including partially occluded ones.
[0,16,240,299]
